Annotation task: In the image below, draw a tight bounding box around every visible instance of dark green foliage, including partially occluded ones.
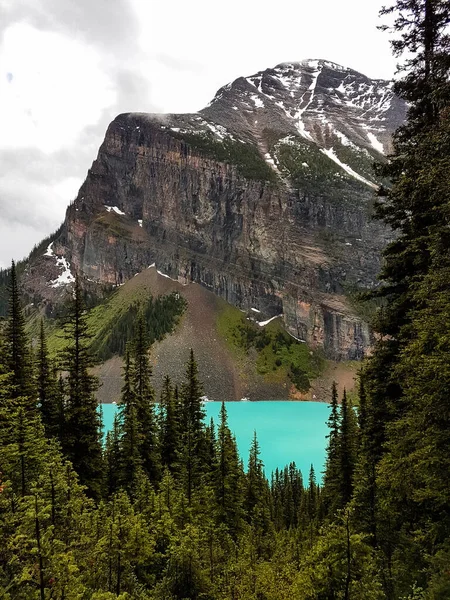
[179,349,206,503]
[219,309,324,392]
[351,2,450,597]
[91,292,186,362]
[36,320,61,439]
[339,390,358,507]
[159,375,181,475]
[4,261,35,403]
[171,130,278,182]
[276,137,371,199]
[212,402,243,536]
[131,315,160,485]
[322,381,341,516]
[60,276,104,500]
[271,462,304,530]
[105,414,123,496]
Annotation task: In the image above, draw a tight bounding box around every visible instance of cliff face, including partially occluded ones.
[22,59,406,360]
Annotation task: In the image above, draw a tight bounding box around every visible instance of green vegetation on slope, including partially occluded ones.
[217,302,324,392]
[275,137,369,200]
[47,283,186,362]
[171,130,278,182]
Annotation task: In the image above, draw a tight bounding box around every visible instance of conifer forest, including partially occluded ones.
[1,1,450,598]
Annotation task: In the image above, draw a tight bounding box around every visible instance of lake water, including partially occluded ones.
[101,401,330,482]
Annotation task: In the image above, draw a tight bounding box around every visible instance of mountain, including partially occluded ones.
[15,59,406,372]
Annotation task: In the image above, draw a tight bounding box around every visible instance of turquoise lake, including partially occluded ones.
[101,401,330,481]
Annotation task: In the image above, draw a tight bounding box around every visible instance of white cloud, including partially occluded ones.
[130,0,397,113]
[0,23,116,153]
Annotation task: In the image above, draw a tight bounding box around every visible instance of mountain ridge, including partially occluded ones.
[11,58,406,370]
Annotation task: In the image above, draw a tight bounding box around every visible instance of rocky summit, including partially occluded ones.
[20,59,406,361]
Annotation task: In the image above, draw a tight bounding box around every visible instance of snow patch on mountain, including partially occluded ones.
[367,132,384,154]
[258,314,283,327]
[250,94,265,109]
[44,242,55,257]
[320,148,377,189]
[51,256,75,287]
[105,205,125,216]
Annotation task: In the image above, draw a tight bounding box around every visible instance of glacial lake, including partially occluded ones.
[101,401,330,481]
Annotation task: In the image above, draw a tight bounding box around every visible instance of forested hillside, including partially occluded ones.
[1,0,449,598]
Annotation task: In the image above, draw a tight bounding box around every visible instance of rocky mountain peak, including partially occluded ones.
[200,59,406,186]
[15,58,407,363]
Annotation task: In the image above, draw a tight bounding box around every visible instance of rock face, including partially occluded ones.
[23,59,407,360]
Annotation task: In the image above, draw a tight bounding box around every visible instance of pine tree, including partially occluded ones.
[160,374,180,475]
[131,315,160,484]
[60,275,103,500]
[244,431,273,560]
[179,349,206,503]
[4,261,34,404]
[353,2,450,595]
[361,0,450,466]
[36,320,60,439]
[306,464,319,549]
[339,390,358,507]
[245,430,265,518]
[118,349,143,493]
[180,349,205,437]
[323,381,341,517]
[212,402,243,536]
[105,414,122,496]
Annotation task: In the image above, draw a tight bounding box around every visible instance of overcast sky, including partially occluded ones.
[0,0,397,268]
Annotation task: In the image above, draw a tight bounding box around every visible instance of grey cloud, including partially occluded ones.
[0,0,168,264]
[1,0,140,54]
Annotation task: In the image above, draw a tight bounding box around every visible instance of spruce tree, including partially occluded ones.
[36,320,60,439]
[245,430,265,518]
[160,375,181,475]
[213,401,243,536]
[179,349,206,503]
[105,414,122,496]
[323,381,341,517]
[5,261,34,404]
[118,349,143,493]
[353,2,450,594]
[361,0,450,465]
[131,315,160,484]
[339,390,358,507]
[60,275,103,500]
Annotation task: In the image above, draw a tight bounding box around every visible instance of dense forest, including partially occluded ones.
[1,0,450,597]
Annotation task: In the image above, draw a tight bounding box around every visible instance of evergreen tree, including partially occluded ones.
[212,402,243,536]
[118,350,143,494]
[323,381,341,516]
[180,349,205,438]
[244,431,273,560]
[132,315,160,484]
[105,414,122,496]
[339,389,358,507]
[360,0,450,477]
[36,320,60,439]
[179,349,206,503]
[160,374,181,475]
[353,2,450,595]
[60,275,103,500]
[245,430,265,518]
[4,261,34,403]
[357,376,367,433]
